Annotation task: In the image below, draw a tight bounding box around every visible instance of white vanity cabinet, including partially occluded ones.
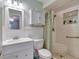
[3,41,33,59]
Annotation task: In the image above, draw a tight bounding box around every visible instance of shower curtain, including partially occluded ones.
[43,10,53,53]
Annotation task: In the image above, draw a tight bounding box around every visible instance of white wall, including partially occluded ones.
[0,6,2,56]
[0,7,2,46]
[54,5,79,58]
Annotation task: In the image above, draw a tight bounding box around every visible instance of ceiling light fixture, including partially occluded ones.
[6,0,12,6]
[19,0,24,9]
[6,0,24,9]
[13,0,17,6]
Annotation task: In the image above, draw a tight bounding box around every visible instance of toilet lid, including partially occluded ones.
[38,49,52,58]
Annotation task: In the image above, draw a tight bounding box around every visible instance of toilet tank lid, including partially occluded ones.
[38,49,52,58]
[33,39,44,42]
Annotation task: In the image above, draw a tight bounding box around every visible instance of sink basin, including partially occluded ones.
[2,38,33,46]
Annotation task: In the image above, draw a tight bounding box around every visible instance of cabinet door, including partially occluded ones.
[3,52,21,59]
[3,55,18,59]
[20,49,33,59]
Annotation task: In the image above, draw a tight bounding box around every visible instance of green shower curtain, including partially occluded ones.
[43,10,53,53]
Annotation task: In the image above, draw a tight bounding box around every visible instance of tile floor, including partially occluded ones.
[53,53,79,59]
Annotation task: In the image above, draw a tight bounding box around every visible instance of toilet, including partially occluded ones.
[33,39,52,59]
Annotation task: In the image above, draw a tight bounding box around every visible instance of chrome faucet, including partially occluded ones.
[13,36,19,40]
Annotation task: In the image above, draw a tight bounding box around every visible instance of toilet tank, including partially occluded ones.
[33,39,44,50]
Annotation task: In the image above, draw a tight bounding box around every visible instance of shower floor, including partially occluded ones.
[53,53,79,59]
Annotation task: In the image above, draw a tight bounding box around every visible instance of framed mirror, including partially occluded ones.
[5,7,24,30]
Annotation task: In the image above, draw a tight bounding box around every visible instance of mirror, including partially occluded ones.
[8,9,22,29]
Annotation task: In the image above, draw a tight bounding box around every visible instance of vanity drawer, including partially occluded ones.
[3,49,33,59]
[3,42,33,55]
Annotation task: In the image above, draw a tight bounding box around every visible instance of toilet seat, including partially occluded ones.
[38,49,52,58]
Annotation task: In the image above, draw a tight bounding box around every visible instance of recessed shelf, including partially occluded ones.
[63,10,78,24]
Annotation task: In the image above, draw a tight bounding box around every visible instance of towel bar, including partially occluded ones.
[66,36,79,38]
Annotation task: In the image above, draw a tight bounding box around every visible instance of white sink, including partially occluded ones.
[2,38,33,46]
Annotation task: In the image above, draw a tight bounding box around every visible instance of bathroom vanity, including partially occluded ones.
[2,38,33,59]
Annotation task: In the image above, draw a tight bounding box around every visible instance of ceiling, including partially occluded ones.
[47,0,79,12]
[38,0,79,12]
[37,0,56,8]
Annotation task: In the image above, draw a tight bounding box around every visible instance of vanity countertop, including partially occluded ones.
[2,38,33,47]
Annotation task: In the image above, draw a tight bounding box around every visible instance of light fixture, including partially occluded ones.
[6,0,24,9]
[13,0,17,6]
[19,2,23,8]
[6,0,12,6]
[19,0,24,9]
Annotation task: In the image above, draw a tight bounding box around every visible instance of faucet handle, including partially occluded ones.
[13,36,19,40]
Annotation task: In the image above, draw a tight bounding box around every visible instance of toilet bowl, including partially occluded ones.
[39,49,52,59]
[33,39,52,59]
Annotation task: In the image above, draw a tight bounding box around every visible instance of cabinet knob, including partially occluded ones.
[25,54,27,56]
[15,55,18,58]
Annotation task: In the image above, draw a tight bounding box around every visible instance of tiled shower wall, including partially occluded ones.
[54,5,79,58]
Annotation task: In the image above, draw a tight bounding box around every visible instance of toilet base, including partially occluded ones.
[39,57,51,59]
[52,57,57,59]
